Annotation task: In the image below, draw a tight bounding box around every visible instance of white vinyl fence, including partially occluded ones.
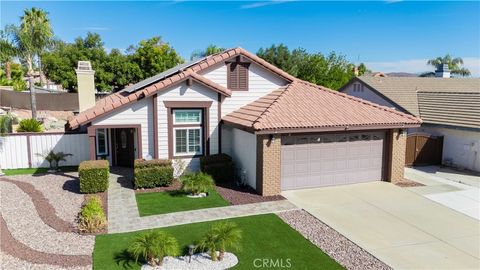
[0,133,89,169]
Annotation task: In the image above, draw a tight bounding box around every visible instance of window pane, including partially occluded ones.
[188,129,201,153]
[96,129,107,154]
[175,130,187,153]
[175,111,200,123]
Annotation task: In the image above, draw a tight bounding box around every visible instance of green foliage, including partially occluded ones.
[16,118,44,132]
[36,150,72,170]
[190,44,225,60]
[133,159,174,189]
[200,154,234,183]
[196,221,242,261]
[257,44,366,90]
[181,172,215,195]
[426,54,471,77]
[128,230,179,266]
[0,113,18,134]
[0,63,27,91]
[78,195,107,233]
[79,160,109,193]
[42,34,183,92]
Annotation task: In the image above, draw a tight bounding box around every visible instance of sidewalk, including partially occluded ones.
[107,170,297,233]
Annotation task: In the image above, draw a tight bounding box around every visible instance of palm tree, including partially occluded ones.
[196,230,219,261]
[36,150,73,171]
[212,221,242,261]
[190,45,225,60]
[181,172,215,195]
[427,54,471,77]
[128,230,179,266]
[0,26,18,80]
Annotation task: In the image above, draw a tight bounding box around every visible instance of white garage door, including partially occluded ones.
[281,132,385,190]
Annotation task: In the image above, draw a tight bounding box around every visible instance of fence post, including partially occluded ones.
[26,134,32,168]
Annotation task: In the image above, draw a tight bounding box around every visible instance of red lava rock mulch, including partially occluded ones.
[134,179,182,193]
[0,216,91,267]
[216,182,285,205]
[0,177,75,233]
[395,178,425,187]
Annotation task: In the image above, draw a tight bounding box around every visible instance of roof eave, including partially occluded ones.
[254,123,421,135]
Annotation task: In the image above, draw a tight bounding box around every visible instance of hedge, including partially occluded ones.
[79,160,109,193]
[200,154,234,183]
[134,159,174,189]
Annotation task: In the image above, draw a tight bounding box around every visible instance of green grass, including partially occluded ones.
[136,189,230,216]
[93,214,343,270]
[3,166,78,176]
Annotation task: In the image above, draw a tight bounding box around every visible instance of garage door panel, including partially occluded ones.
[281,131,385,190]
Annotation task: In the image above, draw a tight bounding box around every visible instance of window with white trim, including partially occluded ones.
[173,109,203,156]
[96,128,109,155]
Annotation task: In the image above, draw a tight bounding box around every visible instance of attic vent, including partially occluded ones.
[77,61,92,71]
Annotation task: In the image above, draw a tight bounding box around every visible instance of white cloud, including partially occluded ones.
[240,0,295,10]
[363,57,480,77]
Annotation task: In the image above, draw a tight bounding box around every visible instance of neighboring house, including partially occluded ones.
[340,71,480,172]
[68,48,420,196]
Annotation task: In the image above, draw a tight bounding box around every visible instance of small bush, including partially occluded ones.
[78,195,107,233]
[16,118,44,133]
[181,172,215,195]
[200,154,234,183]
[79,160,109,193]
[134,159,174,189]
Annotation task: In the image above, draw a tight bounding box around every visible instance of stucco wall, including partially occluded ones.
[413,126,480,172]
[228,127,257,189]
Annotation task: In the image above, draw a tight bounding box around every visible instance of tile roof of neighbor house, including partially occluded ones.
[417,91,480,129]
[354,76,480,116]
[68,47,295,130]
[222,80,421,133]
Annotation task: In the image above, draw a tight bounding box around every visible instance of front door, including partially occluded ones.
[115,128,135,167]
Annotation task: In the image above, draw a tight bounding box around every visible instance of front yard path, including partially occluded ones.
[108,170,297,233]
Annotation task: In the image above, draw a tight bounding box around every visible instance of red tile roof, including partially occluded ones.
[68,47,295,129]
[222,80,421,133]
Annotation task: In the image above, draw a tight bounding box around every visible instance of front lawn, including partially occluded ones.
[3,166,78,176]
[93,214,343,270]
[135,189,230,216]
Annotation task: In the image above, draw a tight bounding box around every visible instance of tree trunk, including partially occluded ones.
[210,250,218,261]
[26,55,34,77]
[38,55,46,86]
[5,61,11,81]
[218,250,225,261]
[29,77,37,120]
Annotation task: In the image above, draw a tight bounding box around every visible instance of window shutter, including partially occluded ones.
[238,63,249,90]
[228,63,238,89]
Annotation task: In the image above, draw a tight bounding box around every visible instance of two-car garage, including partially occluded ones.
[281,131,386,190]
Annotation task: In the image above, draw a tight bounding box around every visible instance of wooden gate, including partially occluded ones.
[405,134,443,166]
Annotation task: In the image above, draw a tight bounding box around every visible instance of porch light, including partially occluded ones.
[188,244,196,263]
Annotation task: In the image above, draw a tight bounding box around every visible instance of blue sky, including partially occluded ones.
[1,1,479,76]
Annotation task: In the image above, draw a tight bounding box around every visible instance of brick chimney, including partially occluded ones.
[76,61,96,112]
[435,64,451,78]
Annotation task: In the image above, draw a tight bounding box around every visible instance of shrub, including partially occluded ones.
[0,113,17,134]
[79,160,109,193]
[78,195,107,233]
[128,230,179,266]
[36,150,72,171]
[16,118,44,133]
[181,172,215,195]
[200,154,234,183]
[134,159,174,189]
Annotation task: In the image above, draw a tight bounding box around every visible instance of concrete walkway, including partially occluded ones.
[282,182,480,270]
[107,170,297,233]
[405,166,480,220]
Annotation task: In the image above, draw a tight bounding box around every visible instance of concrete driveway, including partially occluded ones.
[282,182,480,269]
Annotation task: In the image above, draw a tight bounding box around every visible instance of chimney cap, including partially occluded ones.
[76,61,95,74]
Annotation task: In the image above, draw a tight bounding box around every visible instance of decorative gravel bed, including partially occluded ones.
[140,252,238,270]
[134,179,182,193]
[7,172,84,224]
[0,181,95,256]
[215,182,285,205]
[278,210,392,270]
[0,252,91,270]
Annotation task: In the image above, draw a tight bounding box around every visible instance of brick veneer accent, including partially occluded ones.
[387,128,407,183]
[256,134,281,196]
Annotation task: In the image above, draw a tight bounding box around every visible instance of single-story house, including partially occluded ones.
[68,48,420,196]
[340,69,480,172]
